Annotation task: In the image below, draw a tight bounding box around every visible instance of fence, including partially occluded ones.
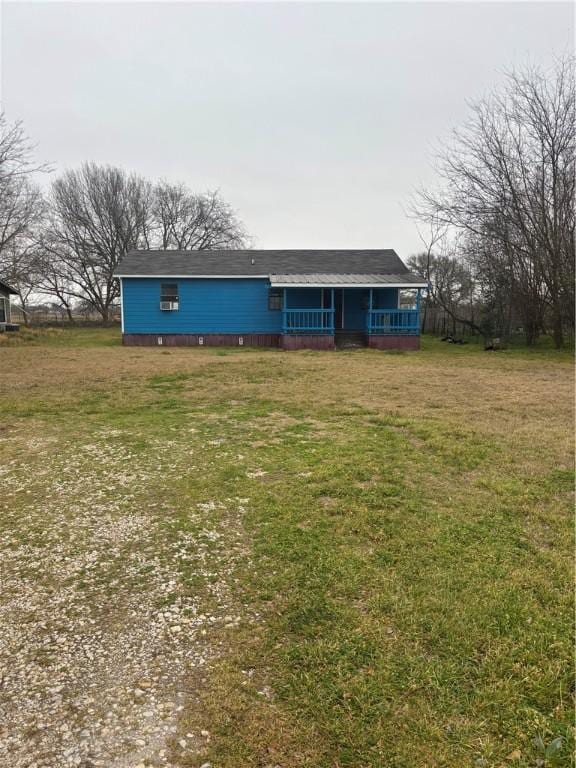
[9,305,121,325]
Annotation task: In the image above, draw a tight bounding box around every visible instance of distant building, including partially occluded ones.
[0,279,19,332]
[114,249,426,350]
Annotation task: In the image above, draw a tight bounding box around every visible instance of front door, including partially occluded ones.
[0,298,6,324]
[342,289,367,331]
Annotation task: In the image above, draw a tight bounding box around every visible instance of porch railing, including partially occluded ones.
[282,309,335,334]
[367,309,419,335]
[281,307,420,335]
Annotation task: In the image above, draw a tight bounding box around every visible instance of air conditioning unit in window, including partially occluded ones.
[160,301,179,311]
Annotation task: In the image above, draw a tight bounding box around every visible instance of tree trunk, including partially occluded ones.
[17,293,30,326]
[502,293,513,344]
[551,308,564,349]
[524,317,539,346]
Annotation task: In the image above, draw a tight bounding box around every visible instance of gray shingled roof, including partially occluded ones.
[115,249,413,277]
[270,273,426,287]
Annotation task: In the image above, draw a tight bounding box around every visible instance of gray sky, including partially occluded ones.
[1,1,573,258]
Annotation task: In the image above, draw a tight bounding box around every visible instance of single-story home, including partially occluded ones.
[0,279,19,332]
[114,249,427,350]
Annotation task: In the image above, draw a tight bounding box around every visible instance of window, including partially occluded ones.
[161,283,178,302]
[160,283,179,310]
[268,287,283,311]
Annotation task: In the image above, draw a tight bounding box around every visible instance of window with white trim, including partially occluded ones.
[160,283,179,310]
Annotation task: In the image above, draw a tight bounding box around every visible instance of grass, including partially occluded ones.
[0,328,573,767]
[0,323,121,346]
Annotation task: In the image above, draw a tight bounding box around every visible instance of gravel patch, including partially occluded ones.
[0,426,252,767]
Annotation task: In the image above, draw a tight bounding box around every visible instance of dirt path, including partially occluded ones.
[0,424,251,768]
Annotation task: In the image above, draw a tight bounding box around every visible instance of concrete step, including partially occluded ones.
[335,331,367,348]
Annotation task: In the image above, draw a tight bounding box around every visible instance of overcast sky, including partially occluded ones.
[1,1,573,258]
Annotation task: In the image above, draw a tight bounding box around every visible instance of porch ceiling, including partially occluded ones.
[270,273,428,288]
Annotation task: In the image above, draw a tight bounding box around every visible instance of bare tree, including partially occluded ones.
[412,218,447,330]
[44,163,153,321]
[408,248,482,338]
[151,181,248,250]
[412,57,575,347]
[0,113,47,283]
[39,168,250,321]
[33,239,77,322]
[0,238,42,324]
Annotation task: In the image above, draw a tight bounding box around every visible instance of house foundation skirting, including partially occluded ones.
[122,333,280,347]
[280,334,335,350]
[122,333,419,351]
[367,334,420,350]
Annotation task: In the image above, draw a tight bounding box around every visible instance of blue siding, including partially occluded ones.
[121,280,403,336]
[286,288,323,309]
[122,278,283,334]
[373,288,399,309]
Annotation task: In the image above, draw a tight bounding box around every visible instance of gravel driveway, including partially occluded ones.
[0,425,252,768]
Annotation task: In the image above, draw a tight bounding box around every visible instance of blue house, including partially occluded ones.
[115,249,427,350]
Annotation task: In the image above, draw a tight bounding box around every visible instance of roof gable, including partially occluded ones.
[115,249,412,277]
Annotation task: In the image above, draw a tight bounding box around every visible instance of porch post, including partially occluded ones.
[329,288,334,333]
[416,289,421,333]
[368,288,373,334]
[282,288,287,333]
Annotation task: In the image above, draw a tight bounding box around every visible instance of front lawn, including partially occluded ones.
[0,331,573,767]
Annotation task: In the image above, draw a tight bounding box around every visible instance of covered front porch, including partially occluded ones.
[279,285,423,349]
